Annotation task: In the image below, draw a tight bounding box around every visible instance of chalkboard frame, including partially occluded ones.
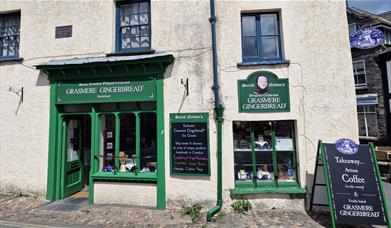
[169,112,210,176]
[311,140,391,228]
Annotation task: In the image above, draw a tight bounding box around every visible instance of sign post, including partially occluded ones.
[310,140,390,227]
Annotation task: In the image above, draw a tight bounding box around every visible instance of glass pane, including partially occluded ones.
[8,45,14,56]
[242,16,256,36]
[122,37,131,49]
[67,119,80,162]
[140,36,150,47]
[130,27,139,37]
[140,113,157,173]
[276,151,296,181]
[99,103,116,112]
[139,13,149,24]
[121,15,130,26]
[119,114,136,172]
[261,37,279,59]
[122,27,131,37]
[139,2,149,13]
[357,114,366,137]
[130,3,138,14]
[355,62,364,72]
[119,102,137,111]
[366,113,378,137]
[139,101,156,110]
[261,14,277,35]
[100,115,116,172]
[130,15,139,25]
[357,106,364,113]
[233,122,252,182]
[253,121,272,151]
[63,104,91,113]
[140,26,149,36]
[274,121,293,151]
[130,37,140,48]
[243,37,257,58]
[121,4,129,15]
[368,105,376,113]
[255,153,274,183]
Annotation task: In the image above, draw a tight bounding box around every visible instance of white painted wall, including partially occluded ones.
[0,0,357,207]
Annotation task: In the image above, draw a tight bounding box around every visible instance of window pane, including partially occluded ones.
[130,3,138,14]
[130,37,140,48]
[122,37,131,49]
[242,16,256,36]
[100,115,116,171]
[366,113,378,137]
[355,62,364,72]
[139,13,149,24]
[357,113,366,137]
[356,73,366,84]
[63,104,91,113]
[233,122,252,182]
[261,14,277,35]
[140,36,150,47]
[255,153,274,183]
[261,36,279,59]
[67,119,81,162]
[121,4,129,15]
[357,106,364,113]
[140,26,148,36]
[140,113,157,173]
[368,105,376,113]
[121,15,130,26]
[119,114,136,172]
[243,37,257,58]
[99,103,116,112]
[130,15,139,25]
[130,27,139,37]
[253,122,273,183]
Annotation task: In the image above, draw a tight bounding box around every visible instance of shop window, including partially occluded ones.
[99,114,116,171]
[116,0,151,52]
[357,105,378,138]
[241,12,282,62]
[63,104,91,113]
[353,60,367,88]
[233,120,297,188]
[0,12,20,59]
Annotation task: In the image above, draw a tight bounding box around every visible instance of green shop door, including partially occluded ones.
[61,116,85,197]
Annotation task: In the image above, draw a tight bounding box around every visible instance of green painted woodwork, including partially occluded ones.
[44,55,173,207]
[169,113,211,176]
[369,143,391,227]
[230,186,306,195]
[135,112,141,169]
[56,78,156,104]
[237,71,290,113]
[320,141,336,228]
[156,75,166,209]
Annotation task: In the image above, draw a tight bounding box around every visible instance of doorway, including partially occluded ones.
[61,114,91,198]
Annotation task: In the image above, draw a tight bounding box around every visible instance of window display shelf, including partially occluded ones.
[92,171,157,182]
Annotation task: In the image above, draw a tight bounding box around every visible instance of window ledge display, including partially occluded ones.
[230,186,306,195]
[91,172,157,182]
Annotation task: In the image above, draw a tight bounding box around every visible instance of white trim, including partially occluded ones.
[353,60,367,87]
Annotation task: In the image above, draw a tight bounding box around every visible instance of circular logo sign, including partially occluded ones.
[350,28,384,49]
[335,138,359,155]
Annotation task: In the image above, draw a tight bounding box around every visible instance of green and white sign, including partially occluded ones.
[56,78,155,104]
[238,71,290,113]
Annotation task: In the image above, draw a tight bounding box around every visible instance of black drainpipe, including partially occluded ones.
[207,0,225,221]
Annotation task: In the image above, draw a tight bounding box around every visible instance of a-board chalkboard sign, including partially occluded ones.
[311,140,390,227]
[170,113,210,176]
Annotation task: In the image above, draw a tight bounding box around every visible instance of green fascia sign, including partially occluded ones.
[56,78,156,104]
[238,71,290,113]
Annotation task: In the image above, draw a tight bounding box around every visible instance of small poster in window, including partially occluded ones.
[107,131,113,138]
[275,138,293,151]
[106,142,113,149]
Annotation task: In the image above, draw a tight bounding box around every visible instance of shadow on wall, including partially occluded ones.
[36,71,49,87]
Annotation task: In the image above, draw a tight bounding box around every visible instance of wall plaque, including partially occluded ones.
[237,71,290,113]
[55,25,72,39]
[170,113,210,176]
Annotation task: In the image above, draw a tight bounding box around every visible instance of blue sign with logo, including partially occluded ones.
[350,28,384,49]
[335,138,359,155]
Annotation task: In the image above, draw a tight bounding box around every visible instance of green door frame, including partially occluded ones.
[42,55,174,209]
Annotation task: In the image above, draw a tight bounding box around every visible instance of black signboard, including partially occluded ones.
[170,113,210,176]
[321,140,389,226]
[55,25,72,39]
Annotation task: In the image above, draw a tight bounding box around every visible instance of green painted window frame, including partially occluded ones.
[232,120,304,194]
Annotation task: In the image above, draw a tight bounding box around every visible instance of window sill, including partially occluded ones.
[91,171,157,182]
[0,57,23,63]
[106,49,155,57]
[355,85,368,90]
[230,186,306,195]
[237,60,290,67]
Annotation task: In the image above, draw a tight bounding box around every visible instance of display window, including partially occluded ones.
[233,120,298,188]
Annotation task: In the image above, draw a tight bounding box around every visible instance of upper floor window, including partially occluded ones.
[0,12,20,59]
[353,60,367,88]
[116,1,150,53]
[348,23,356,36]
[241,12,282,62]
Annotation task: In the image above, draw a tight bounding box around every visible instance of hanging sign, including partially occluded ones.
[237,71,290,113]
[170,113,210,176]
[310,140,390,227]
[56,78,155,104]
[350,28,384,49]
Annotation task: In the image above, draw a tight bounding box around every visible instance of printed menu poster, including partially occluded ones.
[323,140,388,225]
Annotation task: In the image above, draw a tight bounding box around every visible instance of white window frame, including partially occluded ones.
[357,105,379,138]
[353,60,367,88]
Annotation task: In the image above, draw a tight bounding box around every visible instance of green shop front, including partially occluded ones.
[232,71,305,195]
[37,54,174,208]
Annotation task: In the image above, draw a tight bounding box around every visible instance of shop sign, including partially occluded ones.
[237,71,290,113]
[170,113,210,176]
[310,139,389,226]
[350,28,384,49]
[56,78,155,104]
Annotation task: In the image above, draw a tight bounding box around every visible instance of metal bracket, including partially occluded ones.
[181,78,189,96]
[9,86,23,103]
